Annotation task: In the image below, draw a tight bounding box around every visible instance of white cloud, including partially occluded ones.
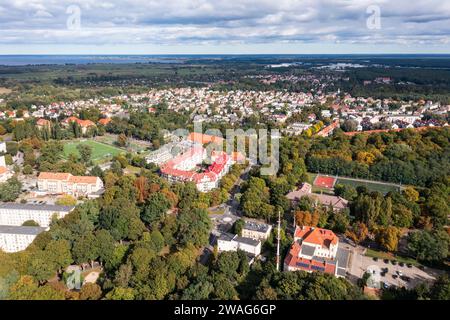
[0,0,449,52]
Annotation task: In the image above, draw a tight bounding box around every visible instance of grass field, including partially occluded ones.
[336,178,401,194]
[63,140,124,162]
[365,248,420,266]
[306,172,401,194]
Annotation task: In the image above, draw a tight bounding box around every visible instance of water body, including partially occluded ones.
[0,54,449,67]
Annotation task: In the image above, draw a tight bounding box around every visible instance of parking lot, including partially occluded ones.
[348,244,443,289]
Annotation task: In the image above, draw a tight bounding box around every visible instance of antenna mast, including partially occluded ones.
[276,210,281,272]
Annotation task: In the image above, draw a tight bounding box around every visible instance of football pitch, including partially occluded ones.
[63,140,124,161]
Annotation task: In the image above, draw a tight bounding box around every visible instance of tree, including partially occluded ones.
[44,239,73,273]
[0,177,22,202]
[55,195,77,206]
[341,120,358,132]
[105,287,135,300]
[430,275,450,300]
[22,220,39,227]
[94,229,116,266]
[116,134,128,147]
[79,283,102,300]
[22,164,33,175]
[345,222,369,244]
[177,208,212,247]
[76,144,93,164]
[375,226,401,252]
[27,253,56,284]
[141,193,171,226]
[135,176,149,203]
[72,234,99,267]
[408,230,449,263]
[233,219,245,236]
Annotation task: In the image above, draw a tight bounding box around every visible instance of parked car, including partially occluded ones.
[399,262,405,267]
[373,257,378,262]
[407,263,413,268]
[392,274,398,279]
[392,260,398,265]
[384,259,390,264]
[397,271,403,276]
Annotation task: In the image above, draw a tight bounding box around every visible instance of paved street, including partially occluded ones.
[346,240,442,289]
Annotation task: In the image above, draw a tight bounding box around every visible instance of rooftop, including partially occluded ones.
[0,225,47,235]
[243,220,271,233]
[0,203,75,212]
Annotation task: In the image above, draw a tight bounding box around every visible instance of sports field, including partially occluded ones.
[307,172,402,194]
[63,140,124,161]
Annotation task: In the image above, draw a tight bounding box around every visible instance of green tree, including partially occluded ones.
[177,208,212,247]
[76,143,93,164]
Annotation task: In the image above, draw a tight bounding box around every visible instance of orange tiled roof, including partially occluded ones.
[295,226,338,247]
[0,166,8,175]
[98,118,111,126]
[38,172,72,181]
[187,132,224,145]
[68,175,99,184]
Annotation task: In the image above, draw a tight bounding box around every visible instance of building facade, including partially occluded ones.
[241,220,272,241]
[37,172,104,197]
[0,225,48,253]
[217,233,262,257]
[0,203,75,227]
[284,226,345,277]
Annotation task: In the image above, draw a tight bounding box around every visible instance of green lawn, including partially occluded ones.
[365,248,420,266]
[336,178,401,194]
[63,140,124,162]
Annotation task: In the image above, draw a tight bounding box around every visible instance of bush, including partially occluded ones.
[22,164,33,175]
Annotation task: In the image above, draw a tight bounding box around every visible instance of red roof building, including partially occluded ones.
[284,226,343,277]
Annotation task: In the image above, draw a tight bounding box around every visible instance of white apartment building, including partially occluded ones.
[0,225,48,253]
[0,203,75,227]
[217,233,262,257]
[241,220,272,241]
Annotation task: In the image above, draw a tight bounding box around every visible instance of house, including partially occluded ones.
[62,117,96,134]
[98,118,112,126]
[0,225,48,253]
[316,120,340,137]
[37,172,104,198]
[284,226,345,277]
[241,220,272,241]
[286,183,348,211]
[0,165,13,183]
[36,118,51,130]
[187,132,224,145]
[217,232,262,257]
[0,141,6,153]
[0,203,75,228]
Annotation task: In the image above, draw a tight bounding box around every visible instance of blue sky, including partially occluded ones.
[0,0,449,54]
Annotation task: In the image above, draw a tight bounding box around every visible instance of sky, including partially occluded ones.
[0,0,449,54]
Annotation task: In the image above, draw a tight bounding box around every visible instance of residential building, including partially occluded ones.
[0,203,75,227]
[286,183,348,211]
[0,225,48,253]
[217,232,262,257]
[284,226,345,277]
[160,146,232,192]
[241,220,272,241]
[0,165,13,183]
[36,118,51,130]
[37,172,104,197]
[0,141,6,153]
[62,116,96,134]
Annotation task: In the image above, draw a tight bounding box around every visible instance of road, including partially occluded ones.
[199,164,252,265]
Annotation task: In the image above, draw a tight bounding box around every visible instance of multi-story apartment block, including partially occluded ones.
[0,225,48,253]
[241,220,272,241]
[0,203,75,227]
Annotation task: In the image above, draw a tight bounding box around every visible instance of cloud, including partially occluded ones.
[0,0,449,52]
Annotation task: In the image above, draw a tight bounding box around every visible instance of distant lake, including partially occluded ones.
[0,54,449,66]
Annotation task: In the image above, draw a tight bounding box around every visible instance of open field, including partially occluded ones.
[336,178,401,194]
[63,140,124,162]
[306,172,402,194]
